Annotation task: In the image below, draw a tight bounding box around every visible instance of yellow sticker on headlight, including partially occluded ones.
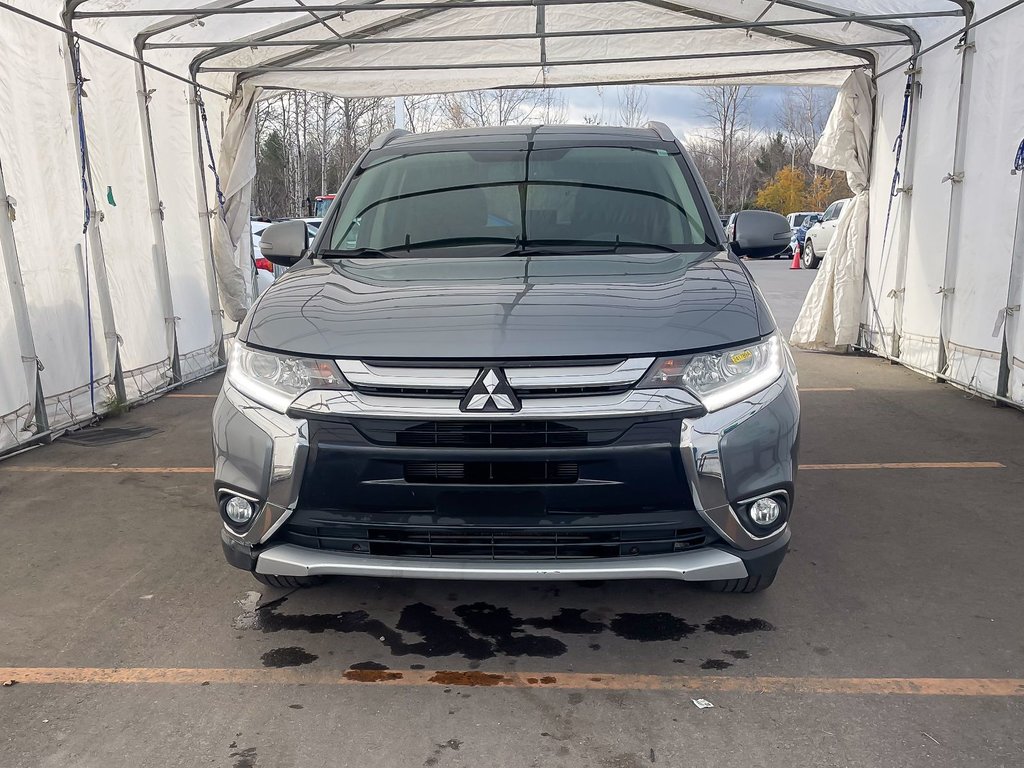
[729,349,753,365]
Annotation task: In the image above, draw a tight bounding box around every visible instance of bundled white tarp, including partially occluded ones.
[0,0,1023,456]
[791,70,874,351]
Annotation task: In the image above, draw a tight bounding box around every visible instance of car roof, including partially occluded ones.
[374,124,675,156]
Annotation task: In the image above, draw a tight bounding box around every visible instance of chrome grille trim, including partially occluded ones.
[289,387,703,419]
[335,357,655,393]
[506,358,654,388]
[337,360,476,390]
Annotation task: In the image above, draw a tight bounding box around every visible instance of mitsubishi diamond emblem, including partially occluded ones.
[461,368,521,412]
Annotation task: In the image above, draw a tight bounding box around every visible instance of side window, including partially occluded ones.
[823,203,837,222]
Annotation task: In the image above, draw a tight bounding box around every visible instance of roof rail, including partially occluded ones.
[369,128,411,150]
[647,121,675,142]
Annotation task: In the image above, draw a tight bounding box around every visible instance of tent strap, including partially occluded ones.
[196,90,226,218]
[880,69,914,250]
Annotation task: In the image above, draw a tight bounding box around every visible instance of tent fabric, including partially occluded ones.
[1,0,1024,456]
[212,84,262,323]
[790,70,874,351]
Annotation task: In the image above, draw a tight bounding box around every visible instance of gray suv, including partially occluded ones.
[214,124,800,594]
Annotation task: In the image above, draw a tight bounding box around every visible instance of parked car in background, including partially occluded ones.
[217,123,799,594]
[802,198,850,269]
[790,213,821,253]
[302,218,323,239]
[786,212,819,232]
[250,220,276,295]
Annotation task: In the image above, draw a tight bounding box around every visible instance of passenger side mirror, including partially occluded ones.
[730,210,791,260]
[258,220,308,267]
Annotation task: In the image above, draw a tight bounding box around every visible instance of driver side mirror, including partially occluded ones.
[730,210,791,259]
[258,219,308,267]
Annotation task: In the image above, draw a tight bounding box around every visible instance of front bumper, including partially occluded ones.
[213,372,799,582]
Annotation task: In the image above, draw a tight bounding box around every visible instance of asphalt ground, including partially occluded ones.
[2,259,1023,768]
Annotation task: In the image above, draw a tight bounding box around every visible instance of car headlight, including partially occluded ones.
[638,335,784,412]
[227,344,348,412]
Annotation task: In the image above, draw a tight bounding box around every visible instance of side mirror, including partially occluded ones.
[730,210,791,260]
[259,220,308,267]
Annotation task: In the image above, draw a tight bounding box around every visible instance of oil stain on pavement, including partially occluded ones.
[260,646,318,668]
[243,597,774,662]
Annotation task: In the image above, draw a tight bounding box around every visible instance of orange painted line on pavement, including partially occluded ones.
[1,667,1022,696]
[2,466,213,474]
[798,387,856,392]
[800,461,1005,470]
[166,394,217,399]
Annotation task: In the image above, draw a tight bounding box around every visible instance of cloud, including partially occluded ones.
[556,84,834,139]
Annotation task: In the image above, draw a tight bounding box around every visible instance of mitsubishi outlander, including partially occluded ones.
[214,123,800,594]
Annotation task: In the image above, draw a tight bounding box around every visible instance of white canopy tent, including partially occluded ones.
[0,0,1022,456]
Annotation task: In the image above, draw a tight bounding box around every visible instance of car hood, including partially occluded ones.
[240,252,769,359]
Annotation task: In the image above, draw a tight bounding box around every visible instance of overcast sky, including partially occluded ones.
[556,84,801,138]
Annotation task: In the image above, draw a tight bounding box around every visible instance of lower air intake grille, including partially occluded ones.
[404,461,579,484]
[278,523,710,560]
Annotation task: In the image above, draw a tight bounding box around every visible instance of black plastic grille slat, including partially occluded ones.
[404,461,579,484]
[279,523,709,561]
[397,421,590,449]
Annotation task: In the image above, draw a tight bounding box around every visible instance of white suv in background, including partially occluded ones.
[802,198,850,269]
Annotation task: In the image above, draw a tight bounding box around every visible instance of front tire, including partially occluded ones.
[698,568,777,593]
[803,239,821,269]
[253,573,325,589]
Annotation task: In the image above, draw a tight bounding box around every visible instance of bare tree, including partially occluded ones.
[441,89,540,127]
[777,87,833,174]
[252,92,394,218]
[694,85,758,212]
[402,94,445,133]
[617,85,649,128]
[539,89,569,124]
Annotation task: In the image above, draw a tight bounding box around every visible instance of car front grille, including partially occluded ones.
[404,460,579,484]
[351,419,624,448]
[278,522,711,561]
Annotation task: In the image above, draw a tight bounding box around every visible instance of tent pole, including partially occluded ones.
[886,62,923,360]
[60,23,127,410]
[134,47,181,384]
[188,85,227,365]
[935,19,977,378]
[995,168,1024,401]
[0,157,47,438]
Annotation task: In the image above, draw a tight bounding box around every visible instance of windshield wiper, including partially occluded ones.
[492,239,681,257]
[321,237,520,258]
[318,247,397,259]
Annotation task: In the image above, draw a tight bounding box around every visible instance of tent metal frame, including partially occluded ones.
[20,0,1024,458]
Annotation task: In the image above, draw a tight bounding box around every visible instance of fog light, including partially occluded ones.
[224,496,255,524]
[748,497,781,526]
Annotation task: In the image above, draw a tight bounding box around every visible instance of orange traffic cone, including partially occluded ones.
[789,243,802,270]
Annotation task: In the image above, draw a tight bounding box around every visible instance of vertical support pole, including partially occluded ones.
[995,172,1024,401]
[888,64,922,360]
[936,23,977,375]
[0,157,47,435]
[61,31,126,407]
[189,84,227,364]
[134,48,180,383]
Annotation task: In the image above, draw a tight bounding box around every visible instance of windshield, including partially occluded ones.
[792,213,810,227]
[325,145,716,256]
